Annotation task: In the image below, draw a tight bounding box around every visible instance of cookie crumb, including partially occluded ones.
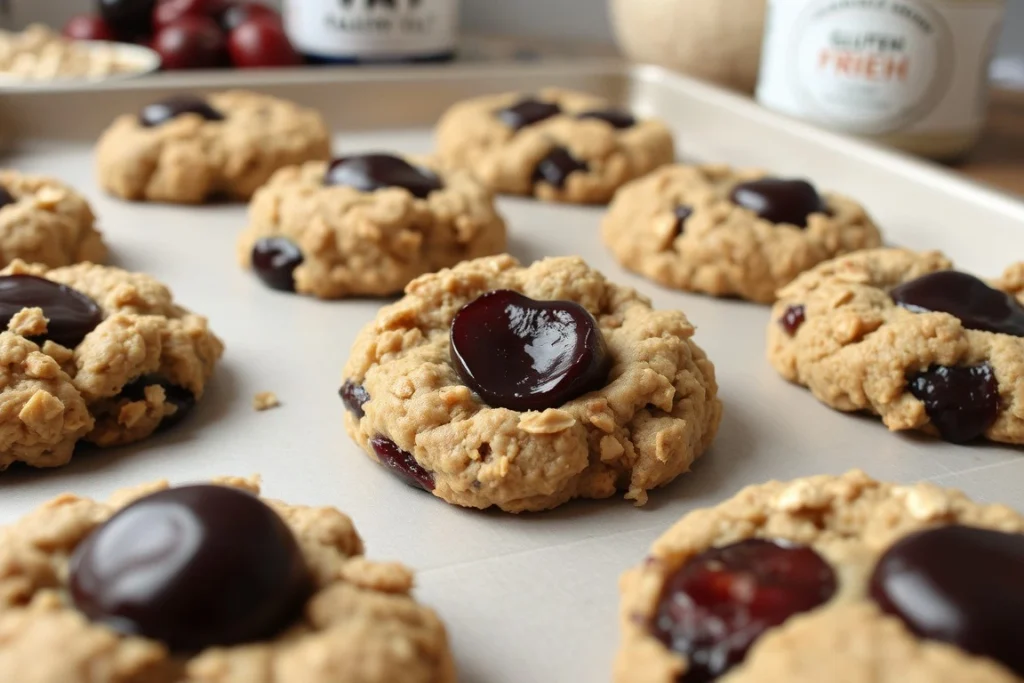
[253,391,280,411]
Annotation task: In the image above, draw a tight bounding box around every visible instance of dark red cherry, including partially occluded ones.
[779,304,806,336]
[450,289,611,411]
[220,2,280,32]
[152,16,229,70]
[729,178,828,228]
[153,0,229,31]
[0,275,102,348]
[890,270,1024,337]
[339,379,370,418]
[69,484,312,652]
[0,185,15,210]
[251,237,302,292]
[139,94,225,127]
[532,147,588,189]
[99,0,157,41]
[119,376,195,430]
[673,205,693,236]
[870,525,1024,677]
[324,154,443,199]
[62,14,116,41]
[907,363,998,443]
[369,436,434,491]
[496,98,561,131]
[653,539,836,683]
[577,109,636,129]
[227,15,301,68]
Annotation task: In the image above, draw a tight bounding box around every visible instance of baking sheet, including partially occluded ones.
[1,63,1024,682]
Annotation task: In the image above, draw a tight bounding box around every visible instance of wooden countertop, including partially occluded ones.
[956,88,1024,196]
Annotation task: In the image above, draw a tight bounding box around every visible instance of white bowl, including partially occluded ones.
[0,40,161,87]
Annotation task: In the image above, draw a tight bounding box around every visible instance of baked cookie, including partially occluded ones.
[95,90,331,204]
[616,470,1024,683]
[768,248,1024,445]
[341,254,721,512]
[237,153,507,299]
[0,476,456,683]
[0,170,106,268]
[435,88,674,204]
[0,259,223,469]
[602,164,882,303]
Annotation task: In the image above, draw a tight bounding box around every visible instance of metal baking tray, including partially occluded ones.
[1,61,1024,683]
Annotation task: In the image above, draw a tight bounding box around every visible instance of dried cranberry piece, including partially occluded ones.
[369,436,434,491]
[339,379,370,418]
[0,274,103,348]
[577,109,636,129]
[120,376,196,430]
[251,237,303,292]
[139,95,225,127]
[870,525,1024,677]
[907,363,999,443]
[450,289,611,411]
[324,154,442,199]
[496,98,561,131]
[653,539,836,682]
[673,205,694,236]
[891,270,1024,337]
[532,147,588,189]
[0,186,15,210]
[779,304,806,336]
[729,178,828,228]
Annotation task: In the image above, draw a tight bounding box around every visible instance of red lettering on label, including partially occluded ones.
[817,49,909,83]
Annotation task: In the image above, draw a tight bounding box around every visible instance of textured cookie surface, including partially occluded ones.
[435,88,674,204]
[767,248,1024,444]
[616,470,1024,683]
[95,90,331,204]
[0,477,456,683]
[0,171,106,268]
[0,260,223,468]
[237,156,507,299]
[342,254,721,512]
[602,164,882,303]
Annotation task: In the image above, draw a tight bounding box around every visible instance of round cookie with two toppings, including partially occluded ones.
[0,259,223,469]
[602,164,882,303]
[435,88,674,204]
[0,476,456,683]
[768,248,1024,444]
[616,470,1024,682]
[0,170,106,268]
[237,153,507,299]
[96,90,331,204]
[340,254,722,512]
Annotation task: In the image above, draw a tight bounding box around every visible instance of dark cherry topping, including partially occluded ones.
[119,376,195,431]
[653,539,836,683]
[339,379,370,418]
[251,237,303,292]
[496,98,561,131]
[870,525,1024,677]
[324,154,443,199]
[69,484,312,652]
[907,363,999,443]
[138,95,225,128]
[890,270,1024,337]
[450,289,611,412]
[779,304,806,336]
[0,274,102,348]
[673,205,694,236]
[577,109,637,129]
[532,147,589,189]
[729,178,828,228]
[0,184,15,210]
[369,436,435,491]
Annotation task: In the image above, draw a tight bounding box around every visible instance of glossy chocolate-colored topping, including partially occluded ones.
[252,237,303,292]
[324,154,443,199]
[139,95,225,127]
[496,98,561,131]
[729,178,828,228]
[891,270,1024,337]
[0,274,102,348]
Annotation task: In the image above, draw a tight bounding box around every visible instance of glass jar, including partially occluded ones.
[756,0,1006,160]
[282,0,459,64]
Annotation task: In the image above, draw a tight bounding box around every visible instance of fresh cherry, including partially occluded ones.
[152,16,229,70]
[730,178,828,228]
[99,0,157,41]
[496,98,561,131]
[0,275,102,348]
[219,2,279,32]
[653,539,836,682]
[251,237,303,292]
[69,484,312,651]
[324,154,443,199]
[532,147,588,189]
[779,304,806,336]
[0,185,15,210]
[227,15,301,68]
[577,109,636,129]
[907,363,999,443]
[369,436,434,491]
[673,205,693,236]
[450,289,611,411]
[890,270,1024,338]
[119,376,196,430]
[339,379,370,418]
[139,94,225,127]
[153,0,229,31]
[62,15,116,41]
[870,525,1024,677]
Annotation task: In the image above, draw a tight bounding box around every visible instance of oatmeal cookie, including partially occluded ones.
[341,254,721,513]
[602,164,882,303]
[768,248,1024,444]
[0,476,456,683]
[237,153,507,299]
[616,470,1024,683]
[0,259,223,469]
[95,90,331,204]
[435,88,674,204]
[0,171,106,268]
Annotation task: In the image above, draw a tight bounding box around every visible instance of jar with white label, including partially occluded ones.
[283,0,459,63]
[756,0,1005,160]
